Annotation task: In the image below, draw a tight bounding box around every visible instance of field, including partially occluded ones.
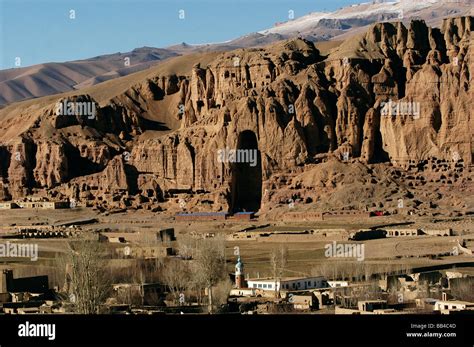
[1,208,473,286]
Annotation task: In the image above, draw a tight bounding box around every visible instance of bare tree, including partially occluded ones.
[451,278,474,302]
[65,239,111,314]
[177,234,196,259]
[213,278,233,309]
[161,259,191,305]
[312,262,333,280]
[270,245,288,298]
[191,236,226,313]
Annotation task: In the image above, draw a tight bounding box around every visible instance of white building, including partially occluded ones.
[327,281,349,288]
[434,300,474,314]
[246,276,328,291]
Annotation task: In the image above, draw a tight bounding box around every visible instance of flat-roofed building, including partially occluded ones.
[385,228,421,237]
[175,212,229,221]
[115,245,173,259]
[323,210,370,220]
[15,201,69,209]
[358,300,387,312]
[327,281,349,288]
[292,294,317,310]
[233,212,255,221]
[422,228,452,237]
[282,211,323,222]
[247,276,328,292]
[434,300,474,314]
[0,202,19,209]
[158,228,175,242]
[1,269,49,294]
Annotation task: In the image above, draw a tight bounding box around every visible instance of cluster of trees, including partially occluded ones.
[450,278,474,302]
[60,234,230,314]
[61,239,112,314]
[311,261,413,282]
[161,235,229,312]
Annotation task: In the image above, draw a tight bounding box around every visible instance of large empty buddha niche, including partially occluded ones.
[471,142,474,164]
[231,130,262,213]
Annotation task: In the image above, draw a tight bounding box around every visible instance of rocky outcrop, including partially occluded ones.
[0,17,472,214]
[33,142,68,188]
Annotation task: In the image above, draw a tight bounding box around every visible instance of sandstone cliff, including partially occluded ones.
[0,17,472,215]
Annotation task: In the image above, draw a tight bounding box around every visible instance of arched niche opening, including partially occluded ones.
[230,130,262,213]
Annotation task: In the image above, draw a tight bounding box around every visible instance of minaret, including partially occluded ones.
[235,256,246,289]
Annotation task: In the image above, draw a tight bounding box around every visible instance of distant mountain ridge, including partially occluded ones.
[1,0,471,106]
[258,0,473,40]
[0,47,179,106]
[169,0,473,50]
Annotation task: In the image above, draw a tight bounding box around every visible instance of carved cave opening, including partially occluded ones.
[230,130,262,213]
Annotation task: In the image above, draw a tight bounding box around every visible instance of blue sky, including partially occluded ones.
[0,0,361,69]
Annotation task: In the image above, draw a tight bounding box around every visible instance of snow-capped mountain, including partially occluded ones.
[258,0,472,41]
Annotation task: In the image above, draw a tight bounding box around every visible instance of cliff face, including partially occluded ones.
[0,17,472,213]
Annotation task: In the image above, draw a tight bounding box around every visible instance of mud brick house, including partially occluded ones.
[0,202,19,209]
[0,269,49,294]
[158,228,176,242]
[233,212,255,221]
[175,212,229,221]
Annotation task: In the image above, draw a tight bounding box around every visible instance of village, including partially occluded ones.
[1,249,474,315]
[0,209,473,316]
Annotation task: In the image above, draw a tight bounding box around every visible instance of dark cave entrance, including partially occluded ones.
[471,141,474,164]
[231,130,262,213]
